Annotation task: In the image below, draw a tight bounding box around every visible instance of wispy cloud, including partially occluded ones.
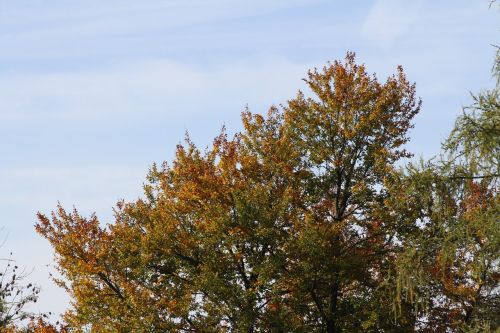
[0,0,326,63]
[0,56,310,123]
[362,0,422,47]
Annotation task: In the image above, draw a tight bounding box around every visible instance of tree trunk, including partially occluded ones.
[326,279,340,333]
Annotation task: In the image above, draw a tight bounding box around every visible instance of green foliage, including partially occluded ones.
[388,51,500,332]
[35,52,498,332]
[444,51,499,178]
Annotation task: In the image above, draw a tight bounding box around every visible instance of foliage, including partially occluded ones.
[444,49,500,179]
[387,51,499,331]
[0,253,40,330]
[6,318,69,333]
[35,51,499,332]
[36,53,422,332]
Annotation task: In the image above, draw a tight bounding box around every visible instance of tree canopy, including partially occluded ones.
[34,52,499,332]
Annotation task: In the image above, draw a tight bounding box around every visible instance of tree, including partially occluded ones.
[387,51,499,331]
[272,53,420,332]
[0,253,40,331]
[36,53,424,332]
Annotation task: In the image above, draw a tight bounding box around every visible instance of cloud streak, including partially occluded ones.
[0,57,310,123]
[362,0,423,47]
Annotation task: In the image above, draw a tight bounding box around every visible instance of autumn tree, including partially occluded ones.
[36,53,426,332]
[272,54,420,332]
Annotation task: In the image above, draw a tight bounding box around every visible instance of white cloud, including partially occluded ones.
[362,0,423,47]
[0,57,310,123]
[0,0,323,49]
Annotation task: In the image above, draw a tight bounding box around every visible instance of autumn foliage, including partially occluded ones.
[33,53,499,332]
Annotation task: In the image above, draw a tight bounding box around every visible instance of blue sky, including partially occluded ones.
[0,0,498,319]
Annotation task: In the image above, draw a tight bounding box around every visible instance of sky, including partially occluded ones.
[0,0,498,320]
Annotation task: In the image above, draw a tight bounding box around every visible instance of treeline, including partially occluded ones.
[3,50,499,332]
